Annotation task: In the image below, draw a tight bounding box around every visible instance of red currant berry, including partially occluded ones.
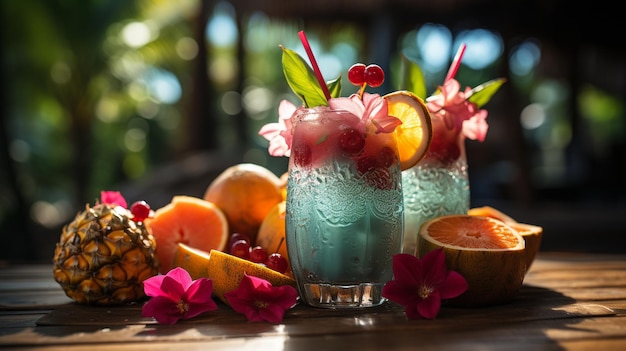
[364,64,384,88]
[249,246,269,263]
[265,253,288,274]
[338,128,365,155]
[228,233,251,248]
[230,239,251,259]
[130,201,151,222]
[348,63,366,86]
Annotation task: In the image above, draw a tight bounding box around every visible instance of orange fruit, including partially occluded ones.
[468,206,517,224]
[278,171,288,201]
[204,163,283,243]
[172,242,213,280]
[145,196,228,274]
[418,215,526,307]
[468,206,543,271]
[256,201,290,274]
[383,90,432,170]
[173,243,296,305]
[507,222,543,271]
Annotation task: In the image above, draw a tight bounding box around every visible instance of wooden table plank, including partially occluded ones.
[1,252,625,350]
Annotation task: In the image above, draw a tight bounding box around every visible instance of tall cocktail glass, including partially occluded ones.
[285,106,404,309]
[401,114,469,255]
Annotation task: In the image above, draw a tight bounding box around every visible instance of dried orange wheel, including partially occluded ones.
[384,90,432,170]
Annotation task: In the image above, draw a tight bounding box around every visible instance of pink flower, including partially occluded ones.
[225,273,299,323]
[142,267,218,325]
[100,190,127,208]
[328,92,402,134]
[426,79,489,142]
[258,100,297,157]
[382,249,468,320]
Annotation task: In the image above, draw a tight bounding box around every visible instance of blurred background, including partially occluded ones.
[1,0,624,263]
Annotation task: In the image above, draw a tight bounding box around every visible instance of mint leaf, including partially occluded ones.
[401,55,427,100]
[281,46,329,107]
[468,78,506,108]
[327,76,342,98]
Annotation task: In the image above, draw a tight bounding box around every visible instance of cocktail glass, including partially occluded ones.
[401,113,469,255]
[285,106,404,309]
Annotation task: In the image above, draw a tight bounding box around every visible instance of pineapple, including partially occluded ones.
[53,203,159,305]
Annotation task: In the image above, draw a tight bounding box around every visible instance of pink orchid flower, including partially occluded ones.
[224,273,299,323]
[382,249,468,320]
[426,78,489,142]
[100,190,127,208]
[328,92,402,134]
[258,99,297,157]
[142,267,218,325]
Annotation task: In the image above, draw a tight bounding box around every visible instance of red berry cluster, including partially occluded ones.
[130,200,151,222]
[228,233,288,274]
[348,63,385,88]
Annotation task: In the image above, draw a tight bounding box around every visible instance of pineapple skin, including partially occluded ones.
[53,203,160,305]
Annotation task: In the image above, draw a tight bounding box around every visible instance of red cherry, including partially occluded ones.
[338,128,365,155]
[249,246,269,263]
[356,154,393,190]
[130,201,151,222]
[377,146,397,168]
[364,64,384,88]
[230,239,251,259]
[265,253,288,274]
[229,233,251,247]
[348,63,366,86]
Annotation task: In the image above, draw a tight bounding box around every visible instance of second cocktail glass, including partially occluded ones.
[285,106,404,309]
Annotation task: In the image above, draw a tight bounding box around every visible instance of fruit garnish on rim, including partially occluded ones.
[258,31,432,171]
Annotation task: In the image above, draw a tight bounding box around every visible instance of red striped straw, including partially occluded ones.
[445,43,467,82]
[298,31,331,101]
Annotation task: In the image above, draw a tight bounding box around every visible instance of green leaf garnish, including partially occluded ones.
[468,78,507,108]
[327,76,342,99]
[281,46,331,107]
[401,55,427,100]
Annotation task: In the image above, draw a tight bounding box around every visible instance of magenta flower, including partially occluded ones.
[225,273,299,323]
[425,78,489,142]
[382,249,468,320]
[258,99,297,157]
[328,92,402,134]
[142,267,218,325]
[100,190,127,208]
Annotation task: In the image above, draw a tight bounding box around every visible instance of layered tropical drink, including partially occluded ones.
[285,106,404,308]
[258,31,432,308]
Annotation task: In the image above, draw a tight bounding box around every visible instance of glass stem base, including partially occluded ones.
[300,283,386,309]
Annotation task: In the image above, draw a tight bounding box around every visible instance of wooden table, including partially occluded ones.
[1,252,625,350]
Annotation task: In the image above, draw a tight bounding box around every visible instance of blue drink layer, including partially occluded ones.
[285,108,403,308]
[401,155,469,255]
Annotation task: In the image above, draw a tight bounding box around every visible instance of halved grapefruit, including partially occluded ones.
[418,215,526,307]
[468,206,543,271]
[145,196,229,274]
